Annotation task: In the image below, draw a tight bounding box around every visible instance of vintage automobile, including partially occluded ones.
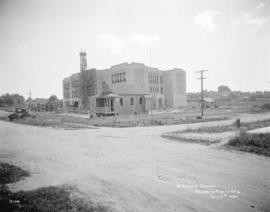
[8,108,33,121]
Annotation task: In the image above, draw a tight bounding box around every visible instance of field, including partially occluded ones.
[1,101,270,211]
[171,119,270,134]
[1,111,270,211]
[0,103,255,129]
[0,109,230,129]
[1,98,269,128]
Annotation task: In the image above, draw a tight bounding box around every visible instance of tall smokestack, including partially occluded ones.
[79,51,87,72]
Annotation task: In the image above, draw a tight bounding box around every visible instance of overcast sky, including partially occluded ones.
[0,0,269,98]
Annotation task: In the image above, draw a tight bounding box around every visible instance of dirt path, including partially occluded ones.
[1,113,270,211]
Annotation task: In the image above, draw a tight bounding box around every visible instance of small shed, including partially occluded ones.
[202,97,216,108]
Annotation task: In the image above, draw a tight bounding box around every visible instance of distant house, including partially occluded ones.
[25,97,63,112]
[202,97,216,108]
[187,97,216,109]
[32,98,48,111]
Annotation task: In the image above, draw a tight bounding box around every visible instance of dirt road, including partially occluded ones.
[1,113,270,212]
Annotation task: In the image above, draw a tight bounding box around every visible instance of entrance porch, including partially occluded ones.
[95,93,120,116]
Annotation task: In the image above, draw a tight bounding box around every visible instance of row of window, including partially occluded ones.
[176,73,186,95]
[150,87,163,94]
[112,72,126,83]
[149,75,163,84]
[63,83,70,90]
[63,92,70,99]
[71,90,79,98]
[71,80,79,88]
[64,88,95,99]
[135,69,144,84]
[81,87,95,97]
[119,97,143,106]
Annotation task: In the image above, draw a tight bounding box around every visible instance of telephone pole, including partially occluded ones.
[195,70,208,117]
[28,89,32,111]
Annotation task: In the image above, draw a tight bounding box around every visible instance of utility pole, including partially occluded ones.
[195,70,208,117]
[28,89,32,111]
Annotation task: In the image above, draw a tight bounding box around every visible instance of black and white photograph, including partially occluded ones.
[0,0,269,211]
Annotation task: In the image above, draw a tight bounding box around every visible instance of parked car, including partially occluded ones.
[8,108,32,121]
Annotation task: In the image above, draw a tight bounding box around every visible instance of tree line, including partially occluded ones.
[0,93,25,108]
[0,93,62,110]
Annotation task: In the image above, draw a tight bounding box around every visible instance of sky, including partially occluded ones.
[0,0,269,98]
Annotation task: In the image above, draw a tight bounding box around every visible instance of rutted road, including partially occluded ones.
[0,113,270,212]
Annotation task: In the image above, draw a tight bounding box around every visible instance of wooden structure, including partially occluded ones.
[95,92,120,116]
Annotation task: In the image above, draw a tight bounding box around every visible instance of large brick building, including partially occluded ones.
[63,52,186,115]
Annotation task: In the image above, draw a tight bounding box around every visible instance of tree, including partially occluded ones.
[48,95,58,102]
[13,94,25,107]
[0,93,25,107]
[47,95,58,111]
[218,85,232,94]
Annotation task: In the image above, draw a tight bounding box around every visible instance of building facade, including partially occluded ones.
[63,52,186,115]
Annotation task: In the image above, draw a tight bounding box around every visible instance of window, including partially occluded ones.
[102,81,106,89]
[161,87,163,94]
[130,97,134,105]
[64,83,70,90]
[112,72,126,83]
[64,92,70,99]
[160,76,163,84]
[139,97,142,105]
[120,97,123,106]
[96,98,105,107]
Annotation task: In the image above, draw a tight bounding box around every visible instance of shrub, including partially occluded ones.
[261,103,270,111]
[228,132,270,156]
[0,163,30,184]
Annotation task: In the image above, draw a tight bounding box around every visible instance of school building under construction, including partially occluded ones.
[63,52,186,116]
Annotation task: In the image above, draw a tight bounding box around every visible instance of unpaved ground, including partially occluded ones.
[1,113,270,212]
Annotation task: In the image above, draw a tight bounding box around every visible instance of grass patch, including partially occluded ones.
[0,163,109,211]
[0,185,109,212]
[161,134,220,145]
[0,163,30,184]
[252,103,270,113]
[227,132,270,157]
[176,119,270,134]
[2,111,228,128]
[14,116,94,130]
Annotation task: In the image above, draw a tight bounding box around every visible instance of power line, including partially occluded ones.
[195,70,208,117]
